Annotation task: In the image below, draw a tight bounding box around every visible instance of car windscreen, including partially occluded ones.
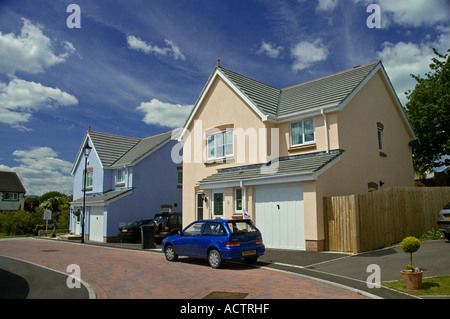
[154,215,168,224]
[226,221,259,234]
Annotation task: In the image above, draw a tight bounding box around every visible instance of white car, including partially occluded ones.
[438,202,450,240]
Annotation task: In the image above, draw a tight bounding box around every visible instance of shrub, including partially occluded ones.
[401,236,421,269]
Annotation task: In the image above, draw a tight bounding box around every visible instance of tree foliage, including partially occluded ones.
[405,49,450,174]
[0,191,72,236]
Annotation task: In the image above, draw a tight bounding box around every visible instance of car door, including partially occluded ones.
[174,221,205,256]
[196,222,227,258]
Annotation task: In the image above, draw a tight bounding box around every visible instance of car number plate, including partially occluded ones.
[445,215,450,220]
[242,250,256,256]
[122,229,127,232]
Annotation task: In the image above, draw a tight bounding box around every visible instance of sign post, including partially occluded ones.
[44,209,52,236]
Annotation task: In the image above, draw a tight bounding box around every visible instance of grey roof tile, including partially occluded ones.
[86,130,172,168]
[199,149,343,186]
[0,171,26,193]
[217,61,379,118]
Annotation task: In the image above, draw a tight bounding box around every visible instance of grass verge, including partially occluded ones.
[383,276,450,297]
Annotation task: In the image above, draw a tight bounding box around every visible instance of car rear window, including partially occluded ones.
[227,221,258,234]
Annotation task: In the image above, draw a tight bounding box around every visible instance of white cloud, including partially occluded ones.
[127,35,186,60]
[377,26,450,105]
[0,78,79,126]
[257,41,283,58]
[355,0,450,27]
[0,18,75,75]
[0,147,73,196]
[291,40,329,71]
[136,98,193,128]
[316,0,339,12]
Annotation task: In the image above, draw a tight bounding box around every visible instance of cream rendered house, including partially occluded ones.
[178,61,415,251]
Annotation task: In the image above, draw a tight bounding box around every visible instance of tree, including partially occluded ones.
[405,49,450,174]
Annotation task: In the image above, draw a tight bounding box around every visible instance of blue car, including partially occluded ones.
[161,219,265,268]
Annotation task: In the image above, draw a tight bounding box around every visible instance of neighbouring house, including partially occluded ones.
[70,129,182,242]
[178,60,416,251]
[0,171,26,212]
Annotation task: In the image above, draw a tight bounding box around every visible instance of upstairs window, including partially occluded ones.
[2,192,18,201]
[207,129,233,160]
[291,119,315,146]
[83,168,93,190]
[116,169,126,186]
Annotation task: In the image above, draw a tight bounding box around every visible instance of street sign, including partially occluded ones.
[44,210,52,220]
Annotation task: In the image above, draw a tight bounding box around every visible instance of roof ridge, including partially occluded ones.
[281,60,380,91]
[218,66,281,90]
[141,129,174,141]
[88,130,142,140]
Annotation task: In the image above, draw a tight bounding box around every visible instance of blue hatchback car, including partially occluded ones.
[161,219,265,268]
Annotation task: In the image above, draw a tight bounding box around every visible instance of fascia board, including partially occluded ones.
[70,134,102,175]
[268,103,339,123]
[199,172,316,190]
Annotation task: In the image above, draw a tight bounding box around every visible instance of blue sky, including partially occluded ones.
[0,0,449,196]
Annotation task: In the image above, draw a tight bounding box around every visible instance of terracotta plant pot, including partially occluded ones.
[400,270,423,290]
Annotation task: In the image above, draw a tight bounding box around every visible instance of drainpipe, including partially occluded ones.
[321,108,329,153]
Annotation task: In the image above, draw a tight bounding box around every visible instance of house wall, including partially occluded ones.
[72,137,104,201]
[105,140,182,239]
[313,70,415,243]
[182,76,268,226]
[0,192,25,211]
[182,68,415,251]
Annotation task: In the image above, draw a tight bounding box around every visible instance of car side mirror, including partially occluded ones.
[178,230,183,236]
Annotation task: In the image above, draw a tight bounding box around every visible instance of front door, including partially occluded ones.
[211,190,224,219]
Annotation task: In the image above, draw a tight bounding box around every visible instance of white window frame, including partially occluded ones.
[207,129,233,161]
[2,192,18,201]
[377,126,384,152]
[117,169,126,184]
[235,188,243,214]
[290,119,315,147]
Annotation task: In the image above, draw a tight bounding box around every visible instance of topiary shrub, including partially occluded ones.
[400,236,421,270]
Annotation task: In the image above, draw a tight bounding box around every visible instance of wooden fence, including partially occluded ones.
[324,187,450,254]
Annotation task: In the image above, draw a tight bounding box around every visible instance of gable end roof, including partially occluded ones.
[0,171,26,193]
[71,130,173,174]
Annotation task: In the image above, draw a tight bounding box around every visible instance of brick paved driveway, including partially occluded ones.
[0,238,367,299]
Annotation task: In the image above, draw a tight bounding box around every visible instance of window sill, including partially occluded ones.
[205,156,235,165]
[289,143,317,152]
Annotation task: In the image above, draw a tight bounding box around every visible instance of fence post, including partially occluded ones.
[350,194,361,253]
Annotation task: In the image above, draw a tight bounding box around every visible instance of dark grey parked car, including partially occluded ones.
[154,212,182,244]
[438,202,450,240]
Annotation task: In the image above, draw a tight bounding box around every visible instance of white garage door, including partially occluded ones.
[255,183,304,250]
[89,206,104,242]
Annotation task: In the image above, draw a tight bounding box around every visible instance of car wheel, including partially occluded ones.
[164,245,178,262]
[244,256,258,264]
[208,249,222,269]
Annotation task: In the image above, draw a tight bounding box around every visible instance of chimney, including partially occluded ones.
[217,58,220,67]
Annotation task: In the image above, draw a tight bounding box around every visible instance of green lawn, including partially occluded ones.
[383,276,450,297]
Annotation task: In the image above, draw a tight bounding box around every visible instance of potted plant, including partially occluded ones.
[400,236,423,290]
